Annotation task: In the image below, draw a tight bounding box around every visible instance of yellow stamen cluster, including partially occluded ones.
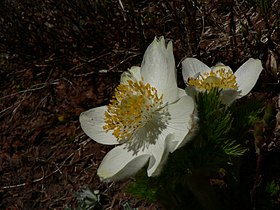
[187,67,238,90]
[103,79,163,142]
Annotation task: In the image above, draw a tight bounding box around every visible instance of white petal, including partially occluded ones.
[234,58,263,97]
[79,106,119,145]
[120,66,141,84]
[131,121,169,177]
[97,144,150,181]
[178,88,187,98]
[164,133,177,156]
[213,62,226,67]
[211,65,233,73]
[141,36,178,103]
[220,89,239,105]
[164,95,195,152]
[184,86,198,99]
[182,58,211,82]
[146,135,168,176]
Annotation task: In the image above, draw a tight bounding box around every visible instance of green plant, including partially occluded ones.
[65,188,101,210]
[122,202,138,210]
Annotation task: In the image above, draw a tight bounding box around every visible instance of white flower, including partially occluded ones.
[182,58,263,104]
[79,37,195,181]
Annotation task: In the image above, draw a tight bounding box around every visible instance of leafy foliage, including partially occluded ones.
[65,188,101,210]
[230,99,264,138]
[122,202,138,210]
[195,88,247,158]
[220,139,247,156]
[128,89,266,209]
[266,180,280,198]
[126,170,158,203]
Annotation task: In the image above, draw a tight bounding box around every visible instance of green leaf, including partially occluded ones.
[126,170,158,203]
[220,139,247,156]
[122,203,138,210]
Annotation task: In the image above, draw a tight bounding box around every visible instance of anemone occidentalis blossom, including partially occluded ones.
[79,37,195,181]
[182,58,263,104]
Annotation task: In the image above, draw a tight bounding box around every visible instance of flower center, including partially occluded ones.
[187,67,238,91]
[103,79,164,142]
